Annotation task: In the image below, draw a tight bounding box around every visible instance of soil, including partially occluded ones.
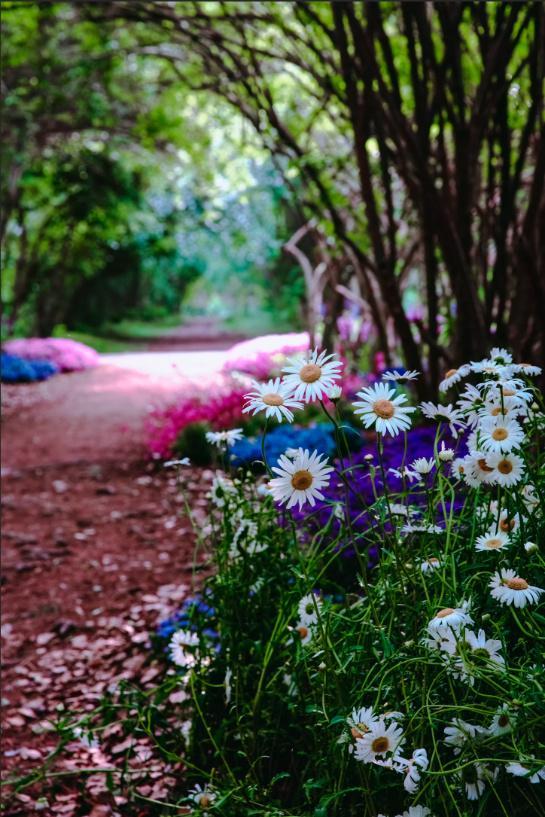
[1,353,221,816]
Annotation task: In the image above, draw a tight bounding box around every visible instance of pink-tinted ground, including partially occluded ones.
[1,330,306,814]
[0,344,235,815]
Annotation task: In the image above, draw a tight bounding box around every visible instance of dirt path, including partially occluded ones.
[1,357,220,815]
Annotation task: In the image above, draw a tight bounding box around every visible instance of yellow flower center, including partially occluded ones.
[200,795,211,808]
[291,469,313,491]
[436,607,455,618]
[373,399,395,419]
[497,458,513,474]
[500,518,515,532]
[498,714,510,727]
[502,388,516,396]
[445,368,458,379]
[297,625,309,639]
[299,363,322,383]
[427,558,440,566]
[492,427,508,441]
[485,537,503,549]
[505,577,528,591]
[262,392,284,406]
[490,406,504,416]
[477,458,493,473]
[351,724,369,739]
[371,736,390,754]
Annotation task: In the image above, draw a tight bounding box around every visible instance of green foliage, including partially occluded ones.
[1,3,305,338]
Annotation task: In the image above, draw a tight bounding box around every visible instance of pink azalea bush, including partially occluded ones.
[3,337,99,372]
[145,380,249,458]
[221,332,309,379]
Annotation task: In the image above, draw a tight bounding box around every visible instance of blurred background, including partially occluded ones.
[2,1,543,392]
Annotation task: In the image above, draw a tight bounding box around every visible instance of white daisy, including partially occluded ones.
[489,347,513,365]
[506,759,545,784]
[393,747,429,793]
[475,529,510,552]
[513,362,542,377]
[169,629,199,667]
[298,593,322,625]
[209,474,236,507]
[282,348,342,402]
[450,457,467,480]
[479,415,525,453]
[411,456,435,475]
[488,706,513,736]
[521,483,540,511]
[294,620,314,645]
[206,428,244,448]
[423,627,455,652]
[420,401,465,437]
[229,519,267,559]
[477,394,520,421]
[353,718,404,764]
[444,718,484,755]
[489,507,520,535]
[462,451,495,487]
[382,369,420,382]
[420,557,442,573]
[243,377,303,422]
[462,763,497,800]
[347,706,379,740]
[463,629,504,668]
[269,448,333,510]
[439,365,470,392]
[353,383,415,437]
[483,379,534,405]
[389,503,413,517]
[400,808,431,817]
[486,451,525,487]
[470,359,512,378]
[489,569,544,607]
[188,783,217,809]
[428,605,473,632]
[389,466,419,482]
[457,383,485,426]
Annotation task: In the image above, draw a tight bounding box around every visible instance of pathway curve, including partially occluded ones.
[1,344,233,815]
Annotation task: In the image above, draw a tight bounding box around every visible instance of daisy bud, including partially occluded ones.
[438,444,454,462]
[318,661,327,671]
[364,453,374,461]
[328,385,343,401]
[524,541,538,553]
[481,613,491,622]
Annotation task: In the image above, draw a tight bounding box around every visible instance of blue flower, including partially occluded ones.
[1,353,59,383]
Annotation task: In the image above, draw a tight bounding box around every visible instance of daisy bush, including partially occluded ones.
[49,348,545,815]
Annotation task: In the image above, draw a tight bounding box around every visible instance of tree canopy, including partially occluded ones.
[2,1,543,389]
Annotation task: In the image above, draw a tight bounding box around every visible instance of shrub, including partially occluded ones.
[32,349,545,816]
[3,337,99,372]
[0,352,59,383]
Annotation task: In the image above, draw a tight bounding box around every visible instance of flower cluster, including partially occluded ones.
[81,346,543,817]
[1,352,59,383]
[145,380,249,457]
[3,337,99,371]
